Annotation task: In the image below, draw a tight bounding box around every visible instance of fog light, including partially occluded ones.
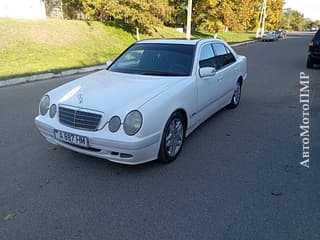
[108,116,121,132]
[49,104,57,118]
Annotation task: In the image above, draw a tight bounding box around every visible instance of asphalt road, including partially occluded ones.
[0,33,319,240]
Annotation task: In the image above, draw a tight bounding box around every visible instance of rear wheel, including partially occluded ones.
[158,112,185,163]
[228,80,242,109]
[307,56,313,69]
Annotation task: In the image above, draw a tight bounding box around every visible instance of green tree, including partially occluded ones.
[61,0,286,34]
[265,0,284,30]
[193,0,261,33]
[167,0,187,27]
[282,8,305,31]
[194,0,223,33]
[62,0,173,33]
[62,0,83,19]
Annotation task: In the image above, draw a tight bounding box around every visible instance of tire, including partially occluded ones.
[307,56,313,69]
[228,80,242,109]
[158,112,186,163]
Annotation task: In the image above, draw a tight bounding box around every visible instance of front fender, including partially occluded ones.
[137,77,197,138]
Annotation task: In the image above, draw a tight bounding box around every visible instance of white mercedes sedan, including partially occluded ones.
[35,39,247,165]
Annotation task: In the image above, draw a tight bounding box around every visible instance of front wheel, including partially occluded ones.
[158,112,185,163]
[228,81,242,109]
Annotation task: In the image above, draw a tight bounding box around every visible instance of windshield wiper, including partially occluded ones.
[141,71,185,76]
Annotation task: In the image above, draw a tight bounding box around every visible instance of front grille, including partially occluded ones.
[58,106,102,131]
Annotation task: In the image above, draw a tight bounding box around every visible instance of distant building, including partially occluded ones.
[0,0,63,19]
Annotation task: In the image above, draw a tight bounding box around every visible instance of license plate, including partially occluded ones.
[54,130,88,148]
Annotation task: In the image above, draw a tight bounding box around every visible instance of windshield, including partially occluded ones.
[109,43,195,76]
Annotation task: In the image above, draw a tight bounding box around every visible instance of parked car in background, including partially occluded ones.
[307,29,320,68]
[274,31,280,39]
[262,31,278,41]
[35,38,247,165]
[276,29,287,39]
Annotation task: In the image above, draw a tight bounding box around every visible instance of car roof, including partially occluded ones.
[137,38,225,46]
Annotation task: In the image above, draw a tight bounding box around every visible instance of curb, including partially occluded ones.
[0,40,258,88]
[231,39,258,47]
[0,65,105,88]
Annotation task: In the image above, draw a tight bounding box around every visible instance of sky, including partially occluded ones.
[284,0,320,20]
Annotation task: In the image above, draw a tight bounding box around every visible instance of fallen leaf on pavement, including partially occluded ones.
[19,208,27,214]
[3,213,15,221]
[271,191,282,196]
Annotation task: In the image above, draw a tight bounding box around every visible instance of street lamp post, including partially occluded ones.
[256,0,267,38]
[186,0,192,40]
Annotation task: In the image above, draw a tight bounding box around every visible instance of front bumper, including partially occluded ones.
[35,116,161,165]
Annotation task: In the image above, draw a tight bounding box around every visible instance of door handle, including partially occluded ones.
[217,76,223,82]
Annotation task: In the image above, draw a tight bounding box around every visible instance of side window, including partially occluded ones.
[199,44,215,68]
[213,43,236,68]
[224,46,236,65]
[213,44,227,56]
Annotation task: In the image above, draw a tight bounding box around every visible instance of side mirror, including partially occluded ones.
[106,60,113,68]
[199,67,216,78]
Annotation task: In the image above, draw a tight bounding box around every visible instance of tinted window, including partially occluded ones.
[213,43,236,68]
[117,50,143,68]
[224,46,236,65]
[199,44,215,68]
[213,44,228,56]
[109,43,195,76]
[314,29,320,40]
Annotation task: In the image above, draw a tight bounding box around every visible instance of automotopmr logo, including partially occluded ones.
[299,72,310,168]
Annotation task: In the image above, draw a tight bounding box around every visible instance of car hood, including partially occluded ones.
[51,70,182,118]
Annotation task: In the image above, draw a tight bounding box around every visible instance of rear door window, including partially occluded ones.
[212,43,236,69]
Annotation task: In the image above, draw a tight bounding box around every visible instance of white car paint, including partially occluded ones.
[35,38,247,164]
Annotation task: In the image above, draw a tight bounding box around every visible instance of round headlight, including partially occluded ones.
[49,104,57,118]
[39,95,50,116]
[124,110,143,136]
[108,116,121,133]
